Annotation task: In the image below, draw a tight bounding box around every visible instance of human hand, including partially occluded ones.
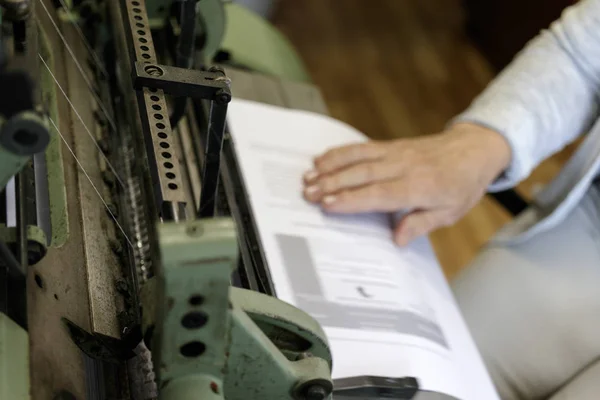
[302,123,511,245]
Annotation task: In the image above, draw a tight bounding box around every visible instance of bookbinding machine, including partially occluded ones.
[0,1,447,399]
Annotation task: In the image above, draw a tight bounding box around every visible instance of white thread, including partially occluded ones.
[39,54,125,187]
[48,117,135,250]
[37,0,116,131]
[57,0,109,79]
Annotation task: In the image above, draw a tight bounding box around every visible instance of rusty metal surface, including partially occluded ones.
[29,4,90,398]
[172,108,201,218]
[28,2,127,398]
[123,0,187,221]
[65,25,125,340]
[138,87,187,208]
[26,1,331,398]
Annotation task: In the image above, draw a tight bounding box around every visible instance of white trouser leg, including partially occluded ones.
[451,186,600,400]
[548,360,600,400]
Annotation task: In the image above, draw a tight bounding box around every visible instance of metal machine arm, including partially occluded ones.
[142,219,334,400]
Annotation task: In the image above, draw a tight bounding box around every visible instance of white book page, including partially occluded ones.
[227,98,499,400]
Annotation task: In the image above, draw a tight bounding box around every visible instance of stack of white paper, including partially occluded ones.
[226,98,499,400]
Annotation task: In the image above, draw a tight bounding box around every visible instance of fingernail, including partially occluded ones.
[304,170,319,182]
[304,185,319,196]
[322,195,337,205]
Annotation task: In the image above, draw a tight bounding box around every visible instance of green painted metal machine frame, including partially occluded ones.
[145,0,311,83]
[0,16,60,400]
[0,111,50,191]
[0,1,321,398]
[141,219,334,400]
[218,2,310,83]
[0,312,29,400]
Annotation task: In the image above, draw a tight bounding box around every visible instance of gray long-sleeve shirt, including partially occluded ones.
[454,0,600,192]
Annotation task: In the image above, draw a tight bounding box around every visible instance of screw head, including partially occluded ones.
[144,65,163,77]
[186,224,203,237]
[305,385,328,400]
[215,89,231,105]
[208,65,225,74]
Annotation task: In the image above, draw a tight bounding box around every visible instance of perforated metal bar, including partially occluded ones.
[123,0,186,218]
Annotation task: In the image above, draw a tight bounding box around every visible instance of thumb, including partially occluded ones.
[393,209,449,246]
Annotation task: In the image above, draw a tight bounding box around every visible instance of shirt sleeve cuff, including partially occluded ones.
[449,101,538,192]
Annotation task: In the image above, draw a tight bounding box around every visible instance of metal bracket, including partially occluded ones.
[133,62,231,102]
[226,287,333,400]
[132,61,232,219]
[131,61,232,218]
[0,312,29,400]
[0,223,48,265]
[122,0,233,221]
[149,218,236,399]
[62,318,137,363]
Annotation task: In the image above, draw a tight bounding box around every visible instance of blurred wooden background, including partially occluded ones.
[272,0,578,279]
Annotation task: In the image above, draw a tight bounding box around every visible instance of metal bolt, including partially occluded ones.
[305,385,328,400]
[28,242,45,266]
[186,224,203,237]
[144,65,164,77]
[215,89,231,105]
[208,65,225,75]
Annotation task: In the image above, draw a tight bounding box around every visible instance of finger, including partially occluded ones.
[320,179,421,213]
[304,161,403,202]
[393,209,449,246]
[308,142,386,181]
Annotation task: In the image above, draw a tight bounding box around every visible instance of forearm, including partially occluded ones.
[453,0,600,191]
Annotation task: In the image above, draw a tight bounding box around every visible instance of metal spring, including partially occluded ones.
[121,138,156,397]
[121,135,153,285]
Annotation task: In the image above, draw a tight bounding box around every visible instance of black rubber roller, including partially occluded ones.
[0,111,51,156]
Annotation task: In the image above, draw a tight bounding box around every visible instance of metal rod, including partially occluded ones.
[162,201,185,222]
[175,0,198,69]
[0,240,24,279]
[198,100,227,218]
[0,249,27,329]
[0,238,27,328]
[15,171,28,270]
[170,0,198,127]
[0,0,31,21]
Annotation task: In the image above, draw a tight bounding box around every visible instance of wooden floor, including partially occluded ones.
[272,0,578,279]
